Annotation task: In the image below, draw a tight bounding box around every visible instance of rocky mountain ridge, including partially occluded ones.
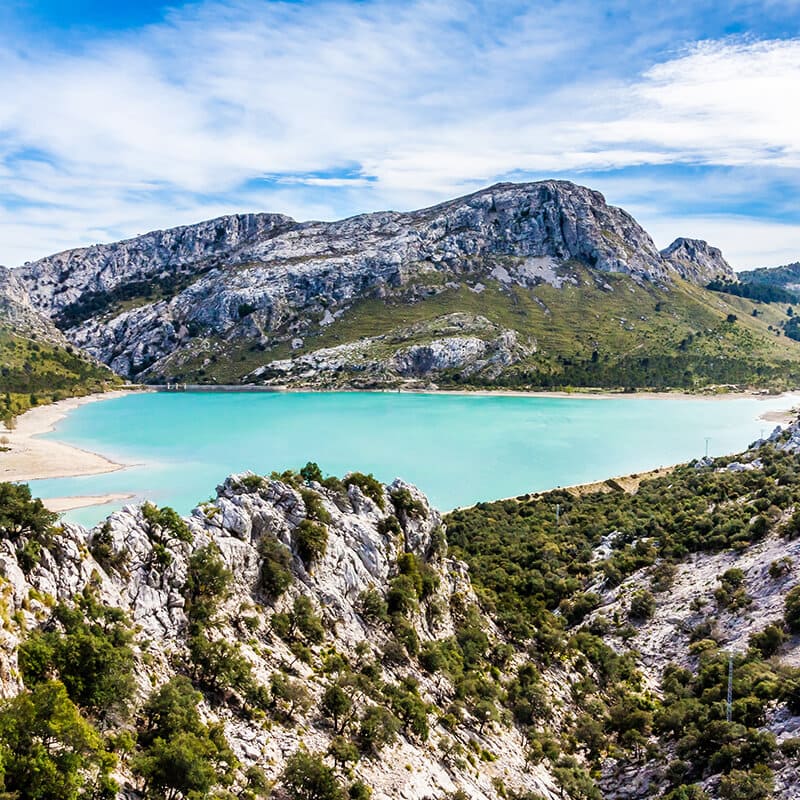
[0,470,558,799]
[4,426,800,798]
[9,181,742,385]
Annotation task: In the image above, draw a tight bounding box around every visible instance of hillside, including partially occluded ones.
[0,267,120,421]
[3,425,800,798]
[740,263,800,294]
[12,180,800,391]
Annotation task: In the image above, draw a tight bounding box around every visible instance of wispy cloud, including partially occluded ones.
[0,0,798,267]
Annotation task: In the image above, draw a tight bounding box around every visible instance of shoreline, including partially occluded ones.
[0,389,147,483]
[164,381,800,407]
[1,385,797,515]
[43,493,136,513]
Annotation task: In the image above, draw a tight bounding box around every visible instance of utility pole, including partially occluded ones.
[726,651,734,723]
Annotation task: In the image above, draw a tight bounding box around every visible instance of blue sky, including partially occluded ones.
[1,1,799,268]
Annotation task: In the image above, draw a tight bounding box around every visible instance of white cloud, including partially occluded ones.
[0,1,798,265]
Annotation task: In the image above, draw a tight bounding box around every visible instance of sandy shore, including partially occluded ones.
[0,390,145,483]
[1,384,797,508]
[43,493,136,513]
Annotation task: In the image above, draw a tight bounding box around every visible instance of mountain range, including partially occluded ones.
[4,180,800,392]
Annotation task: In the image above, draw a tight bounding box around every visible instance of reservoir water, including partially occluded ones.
[27,390,797,527]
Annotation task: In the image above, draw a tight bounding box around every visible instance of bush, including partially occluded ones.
[0,681,114,800]
[183,544,232,630]
[359,589,390,625]
[785,585,800,632]
[300,462,324,483]
[322,683,353,733]
[749,624,786,658]
[281,750,345,800]
[357,705,401,753]
[0,482,58,541]
[295,519,328,567]
[390,487,426,519]
[134,676,237,798]
[628,590,656,622]
[19,598,135,717]
[718,766,773,800]
[344,473,385,509]
[259,534,294,600]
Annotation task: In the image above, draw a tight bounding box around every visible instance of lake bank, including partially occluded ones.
[21,388,800,528]
[4,386,797,489]
[0,390,147,483]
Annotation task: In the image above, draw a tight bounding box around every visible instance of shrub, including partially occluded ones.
[749,624,787,658]
[321,683,353,733]
[301,488,332,524]
[344,473,385,509]
[785,585,800,632]
[300,462,323,483]
[134,677,237,799]
[628,590,656,622]
[377,515,402,537]
[718,766,773,800]
[0,681,113,800]
[386,575,418,616]
[390,487,427,519]
[259,534,294,599]
[359,589,390,625]
[357,705,401,753]
[0,482,58,541]
[141,502,192,544]
[183,544,232,630]
[281,750,345,800]
[89,521,128,574]
[19,599,135,717]
[295,519,328,567]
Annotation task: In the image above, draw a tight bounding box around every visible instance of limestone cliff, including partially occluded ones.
[11,181,740,383]
[0,472,556,799]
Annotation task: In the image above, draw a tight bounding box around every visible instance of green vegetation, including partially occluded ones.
[20,592,136,717]
[0,680,117,800]
[54,267,214,331]
[160,269,800,390]
[707,278,798,304]
[0,328,119,422]
[133,676,237,798]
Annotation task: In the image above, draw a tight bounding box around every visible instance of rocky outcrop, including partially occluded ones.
[661,237,736,284]
[0,472,557,800]
[0,266,66,341]
[12,181,735,380]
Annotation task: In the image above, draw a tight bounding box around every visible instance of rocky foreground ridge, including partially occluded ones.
[0,469,559,799]
[5,424,800,798]
[8,180,742,385]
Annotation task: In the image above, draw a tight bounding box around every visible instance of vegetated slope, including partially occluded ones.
[4,427,800,798]
[446,423,800,800]
[0,267,119,421]
[16,180,797,391]
[740,263,800,294]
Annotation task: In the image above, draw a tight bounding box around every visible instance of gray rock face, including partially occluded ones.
[0,472,557,799]
[660,237,736,284]
[12,181,734,379]
[0,266,66,341]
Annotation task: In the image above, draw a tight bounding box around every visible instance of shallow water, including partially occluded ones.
[27,391,795,527]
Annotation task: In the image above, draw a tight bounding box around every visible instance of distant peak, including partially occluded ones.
[661,237,735,282]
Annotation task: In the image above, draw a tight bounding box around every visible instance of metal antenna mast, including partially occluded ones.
[705,437,711,459]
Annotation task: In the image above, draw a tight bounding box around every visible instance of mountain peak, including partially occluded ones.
[661,237,736,283]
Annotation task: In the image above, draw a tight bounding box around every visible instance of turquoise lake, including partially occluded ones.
[28,391,797,527]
